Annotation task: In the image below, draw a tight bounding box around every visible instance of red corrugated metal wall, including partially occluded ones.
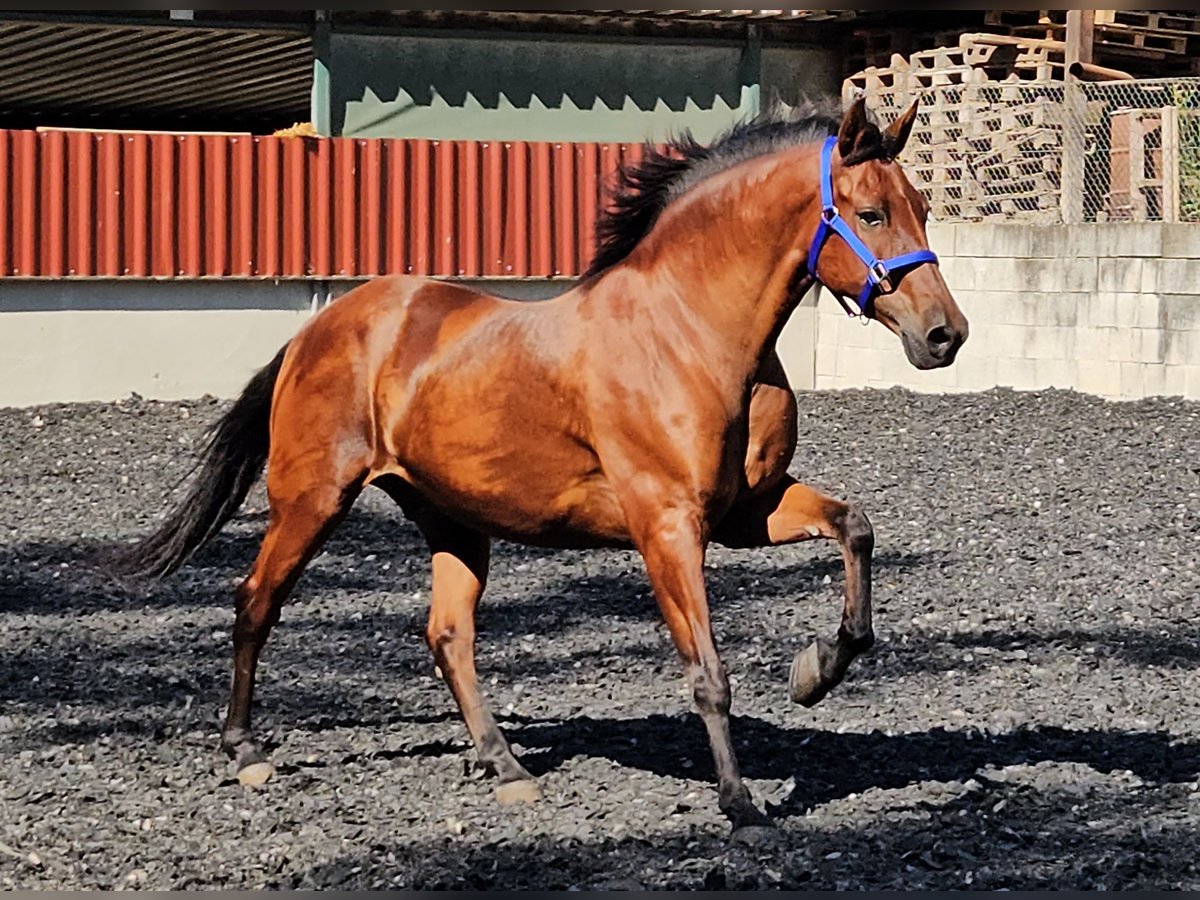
[0,129,649,279]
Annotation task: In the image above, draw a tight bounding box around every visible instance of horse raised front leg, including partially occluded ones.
[713,476,874,708]
[631,505,773,836]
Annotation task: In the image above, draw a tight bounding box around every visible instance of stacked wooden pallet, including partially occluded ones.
[984,10,1200,76]
[842,34,1067,222]
[841,26,969,79]
[982,10,1056,41]
[844,35,1068,104]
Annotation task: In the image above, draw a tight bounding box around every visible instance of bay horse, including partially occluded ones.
[114,97,967,837]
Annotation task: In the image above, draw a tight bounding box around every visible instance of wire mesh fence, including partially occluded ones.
[854,74,1200,225]
[1077,78,1200,224]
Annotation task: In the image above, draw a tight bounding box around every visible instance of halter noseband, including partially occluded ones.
[806,136,938,319]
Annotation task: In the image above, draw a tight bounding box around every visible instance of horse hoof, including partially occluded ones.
[237,761,276,788]
[789,642,829,708]
[495,779,542,805]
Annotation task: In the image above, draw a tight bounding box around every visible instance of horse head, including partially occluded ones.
[808,97,969,370]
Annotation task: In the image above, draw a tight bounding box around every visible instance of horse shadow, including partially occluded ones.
[0,492,944,620]
[295,765,1197,889]
[0,503,425,615]
[284,709,1200,889]
[493,712,1200,817]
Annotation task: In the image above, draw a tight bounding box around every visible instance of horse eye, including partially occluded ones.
[858,209,886,228]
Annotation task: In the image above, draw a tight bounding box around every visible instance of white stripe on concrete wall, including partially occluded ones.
[2,225,1197,407]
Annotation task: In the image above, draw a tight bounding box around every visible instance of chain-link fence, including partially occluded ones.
[878,77,1200,225]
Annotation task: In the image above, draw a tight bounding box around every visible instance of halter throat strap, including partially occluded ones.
[806,136,938,319]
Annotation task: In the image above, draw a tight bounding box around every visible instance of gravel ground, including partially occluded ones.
[1,386,1198,890]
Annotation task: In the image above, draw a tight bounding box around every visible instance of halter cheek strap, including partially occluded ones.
[806,136,938,319]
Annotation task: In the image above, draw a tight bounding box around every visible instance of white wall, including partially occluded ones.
[0,279,562,408]
[808,223,1200,401]
[3,224,1198,407]
[1,309,310,406]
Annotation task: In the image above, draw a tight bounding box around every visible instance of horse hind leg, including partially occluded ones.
[387,487,539,804]
[713,476,874,708]
[221,476,362,785]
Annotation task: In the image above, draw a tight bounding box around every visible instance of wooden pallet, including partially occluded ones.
[983,10,1200,75]
[842,36,1049,105]
[1111,10,1200,36]
[841,32,1083,222]
[1106,107,1188,222]
[906,46,991,88]
[845,17,1200,222]
[1032,20,1191,55]
[844,40,1070,224]
[842,24,1002,80]
[983,9,1056,39]
[958,32,1069,81]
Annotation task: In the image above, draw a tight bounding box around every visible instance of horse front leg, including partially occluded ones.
[713,476,875,707]
[629,504,774,836]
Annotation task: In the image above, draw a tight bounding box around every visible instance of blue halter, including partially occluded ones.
[806,136,938,319]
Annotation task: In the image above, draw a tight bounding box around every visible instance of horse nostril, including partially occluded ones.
[926,325,956,355]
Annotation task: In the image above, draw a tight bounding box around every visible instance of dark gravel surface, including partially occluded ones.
[1,387,1199,890]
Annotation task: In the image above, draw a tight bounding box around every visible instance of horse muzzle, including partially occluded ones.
[902,321,967,369]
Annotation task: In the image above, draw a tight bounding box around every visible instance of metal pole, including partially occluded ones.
[1060,10,1094,225]
[311,10,332,136]
[745,23,763,117]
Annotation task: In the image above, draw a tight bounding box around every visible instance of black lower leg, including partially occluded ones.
[826,503,875,680]
[692,663,771,830]
[220,727,269,770]
[474,716,533,784]
[791,504,875,707]
[220,588,278,770]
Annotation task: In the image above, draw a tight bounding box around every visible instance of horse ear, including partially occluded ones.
[837,96,870,160]
[883,99,920,159]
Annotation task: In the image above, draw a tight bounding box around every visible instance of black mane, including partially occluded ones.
[584,99,883,280]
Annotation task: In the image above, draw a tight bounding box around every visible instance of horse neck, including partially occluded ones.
[637,145,823,385]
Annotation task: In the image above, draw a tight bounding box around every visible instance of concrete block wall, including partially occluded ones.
[1,308,309,406]
[3,224,1197,407]
[0,279,564,408]
[811,223,1200,401]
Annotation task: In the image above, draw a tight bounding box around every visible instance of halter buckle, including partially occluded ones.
[869,261,892,293]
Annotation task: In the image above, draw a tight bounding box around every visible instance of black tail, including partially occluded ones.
[109,344,289,580]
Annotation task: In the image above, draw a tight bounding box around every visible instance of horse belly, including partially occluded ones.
[389,373,631,546]
[400,442,630,548]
